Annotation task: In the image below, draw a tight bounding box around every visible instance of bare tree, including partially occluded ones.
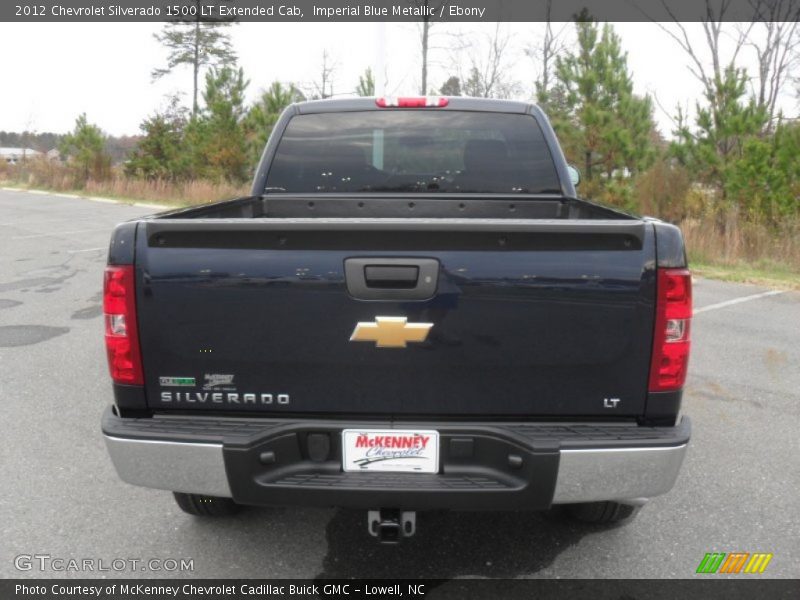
[652,1,751,107]
[22,112,36,161]
[308,49,338,99]
[652,0,799,128]
[454,24,519,99]
[524,0,568,107]
[409,0,449,94]
[746,0,800,126]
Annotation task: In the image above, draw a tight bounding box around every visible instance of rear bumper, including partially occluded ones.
[102,407,690,509]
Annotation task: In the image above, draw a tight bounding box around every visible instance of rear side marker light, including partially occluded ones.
[649,268,692,392]
[376,96,449,108]
[103,265,144,385]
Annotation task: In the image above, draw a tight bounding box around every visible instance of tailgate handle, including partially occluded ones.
[364,265,419,288]
[345,258,439,300]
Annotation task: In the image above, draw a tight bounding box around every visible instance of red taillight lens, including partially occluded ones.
[103,265,143,385]
[649,268,692,392]
[376,96,449,108]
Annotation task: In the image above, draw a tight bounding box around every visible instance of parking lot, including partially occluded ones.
[1,188,798,581]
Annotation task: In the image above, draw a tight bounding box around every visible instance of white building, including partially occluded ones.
[0,147,42,164]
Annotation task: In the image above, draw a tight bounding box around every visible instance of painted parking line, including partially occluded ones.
[11,228,111,240]
[66,247,106,254]
[1,187,169,210]
[694,290,785,315]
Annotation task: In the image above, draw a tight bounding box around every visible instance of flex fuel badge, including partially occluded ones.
[159,376,196,387]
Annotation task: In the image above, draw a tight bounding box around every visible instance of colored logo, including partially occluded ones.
[696,552,773,574]
[349,317,433,348]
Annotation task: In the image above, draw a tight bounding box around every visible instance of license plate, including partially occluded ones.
[342,429,439,473]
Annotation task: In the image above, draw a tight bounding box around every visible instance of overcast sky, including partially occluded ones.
[0,21,795,140]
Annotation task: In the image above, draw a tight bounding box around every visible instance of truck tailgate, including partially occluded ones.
[135,218,655,417]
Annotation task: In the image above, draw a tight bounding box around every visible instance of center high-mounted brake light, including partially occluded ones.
[103,265,143,385]
[649,268,692,392]
[376,96,449,108]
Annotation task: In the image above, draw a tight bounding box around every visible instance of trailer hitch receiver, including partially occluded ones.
[368,509,416,544]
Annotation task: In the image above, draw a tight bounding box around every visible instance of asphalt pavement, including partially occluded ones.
[0,188,798,582]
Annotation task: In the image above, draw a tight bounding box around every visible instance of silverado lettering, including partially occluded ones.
[159,392,288,404]
[102,97,692,542]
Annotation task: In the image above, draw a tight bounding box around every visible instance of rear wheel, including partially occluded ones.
[173,492,240,517]
[564,501,638,524]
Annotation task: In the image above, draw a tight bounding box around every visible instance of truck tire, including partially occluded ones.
[565,501,637,524]
[173,492,240,517]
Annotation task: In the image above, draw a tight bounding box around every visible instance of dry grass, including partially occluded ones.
[0,159,248,206]
[682,213,800,275]
[81,178,249,206]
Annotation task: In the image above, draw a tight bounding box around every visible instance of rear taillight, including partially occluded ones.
[649,268,692,392]
[375,96,449,108]
[103,265,143,385]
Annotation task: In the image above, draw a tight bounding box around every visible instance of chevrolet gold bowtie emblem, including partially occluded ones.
[350,316,434,348]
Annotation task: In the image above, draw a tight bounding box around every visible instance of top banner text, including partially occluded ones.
[3,0,797,23]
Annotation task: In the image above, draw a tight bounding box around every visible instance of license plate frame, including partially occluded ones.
[341,429,440,474]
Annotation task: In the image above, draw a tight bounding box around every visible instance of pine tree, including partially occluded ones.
[439,76,462,96]
[125,96,189,180]
[58,114,110,183]
[554,19,656,207]
[675,67,794,224]
[672,66,768,197]
[244,82,304,165]
[725,123,800,223]
[355,68,375,96]
[152,3,237,117]
[186,66,250,182]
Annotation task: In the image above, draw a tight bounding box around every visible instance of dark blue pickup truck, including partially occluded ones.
[101,97,692,542]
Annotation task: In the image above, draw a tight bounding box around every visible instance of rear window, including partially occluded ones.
[264,110,561,194]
